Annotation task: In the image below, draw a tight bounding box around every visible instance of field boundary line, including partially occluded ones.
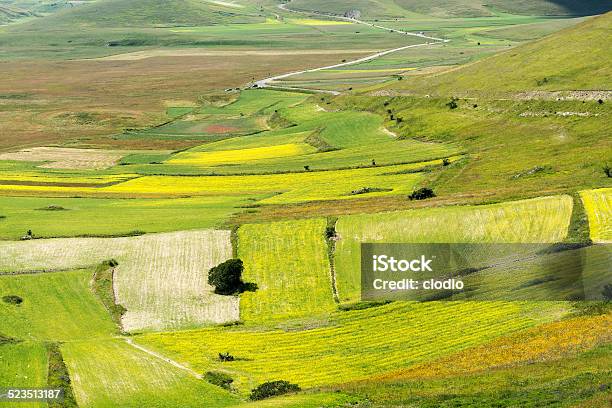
[123,337,203,379]
[0,265,98,276]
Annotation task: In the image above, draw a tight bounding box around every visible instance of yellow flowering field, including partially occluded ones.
[334,195,574,303]
[137,301,565,394]
[166,143,315,166]
[580,188,612,242]
[378,313,612,380]
[103,161,434,204]
[238,219,336,322]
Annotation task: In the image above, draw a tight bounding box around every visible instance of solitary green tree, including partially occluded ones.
[208,259,244,295]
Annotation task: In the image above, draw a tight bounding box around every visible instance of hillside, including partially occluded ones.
[0,4,31,24]
[288,0,612,19]
[16,0,263,28]
[386,12,611,96]
[0,0,95,24]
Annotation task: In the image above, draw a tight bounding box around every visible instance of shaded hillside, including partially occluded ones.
[289,0,611,18]
[387,12,611,96]
[0,4,31,24]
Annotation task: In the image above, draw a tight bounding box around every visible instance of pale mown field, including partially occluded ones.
[0,230,236,331]
[335,196,573,302]
[581,188,612,242]
[0,147,130,170]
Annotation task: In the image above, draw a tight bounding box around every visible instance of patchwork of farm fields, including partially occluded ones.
[0,1,610,407]
[0,230,237,331]
[137,301,567,394]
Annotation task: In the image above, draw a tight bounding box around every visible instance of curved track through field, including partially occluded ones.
[254,2,449,93]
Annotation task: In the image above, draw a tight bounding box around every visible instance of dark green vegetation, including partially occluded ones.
[249,380,301,401]
[92,259,126,329]
[208,259,246,295]
[2,294,22,305]
[205,371,235,391]
[45,342,78,408]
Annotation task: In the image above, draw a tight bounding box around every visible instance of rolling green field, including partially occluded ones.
[384,12,612,95]
[62,339,238,408]
[0,269,117,341]
[0,342,47,408]
[137,301,566,395]
[335,195,573,302]
[0,195,250,240]
[0,0,610,406]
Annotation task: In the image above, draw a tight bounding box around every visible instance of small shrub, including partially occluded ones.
[0,333,22,345]
[446,97,458,109]
[249,380,301,401]
[218,352,235,362]
[598,99,604,104]
[2,295,23,305]
[325,225,336,239]
[37,205,68,211]
[604,164,611,178]
[304,165,310,171]
[409,187,436,201]
[350,187,391,195]
[208,259,245,295]
[442,158,451,166]
[204,371,234,390]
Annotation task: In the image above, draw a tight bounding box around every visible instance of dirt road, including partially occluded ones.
[253,2,448,93]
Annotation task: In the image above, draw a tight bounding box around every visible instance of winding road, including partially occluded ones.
[254,2,449,93]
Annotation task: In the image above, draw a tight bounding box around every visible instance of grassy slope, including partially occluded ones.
[334,94,611,204]
[0,195,249,240]
[289,0,611,18]
[0,269,117,341]
[388,12,612,95]
[62,339,238,408]
[0,342,47,408]
[335,196,573,302]
[238,219,336,322]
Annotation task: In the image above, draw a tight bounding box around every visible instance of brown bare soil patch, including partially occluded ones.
[0,52,369,151]
[204,124,241,134]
